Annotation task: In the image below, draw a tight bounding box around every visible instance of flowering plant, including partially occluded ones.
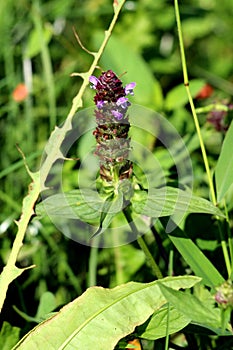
[2,0,233,349]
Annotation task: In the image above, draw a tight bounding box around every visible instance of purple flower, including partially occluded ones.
[89,75,100,89]
[125,82,136,95]
[116,97,130,109]
[112,110,123,120]
[97,100,105,109]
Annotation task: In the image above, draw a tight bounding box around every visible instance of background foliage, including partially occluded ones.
[1,0,233,348]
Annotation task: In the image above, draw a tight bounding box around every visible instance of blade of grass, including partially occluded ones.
[160,218,224,288]
[32,0,57,131]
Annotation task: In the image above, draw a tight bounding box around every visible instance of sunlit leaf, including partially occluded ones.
[158,283,231,335]
[138,304,191,340]
[13,276,200,350]
[131,187,223,218]
[36,189,105,223]
[0,322,20,350]
[160,218,224,288]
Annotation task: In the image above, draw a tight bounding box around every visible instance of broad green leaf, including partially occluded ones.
[138,304,191,340]
[160,218,224,288]
[215,120,233,202]
[13,276,200,350]
[36,189,105,223]
[164,79,205,110]
[158,284,231,335]
[37,189,125,235]
[0,322,20,350]
[93,33,163,110]
[131,187,223,219]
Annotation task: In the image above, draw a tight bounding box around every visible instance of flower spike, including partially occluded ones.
[90,70,136,182]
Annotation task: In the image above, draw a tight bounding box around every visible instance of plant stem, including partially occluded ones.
[174,0,216,205]
[88,236,101,287]
[151,224,169,266]
[123,207,163,279]
[224,200,233,277]
[0,171,39,313]
[174,0,231,277]
[165,302,170,350]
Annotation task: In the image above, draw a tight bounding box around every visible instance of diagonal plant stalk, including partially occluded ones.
[123,207,163,279]
[174,0,231,277]
[0,0,126,313]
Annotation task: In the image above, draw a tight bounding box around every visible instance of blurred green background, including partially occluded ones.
[1,0,233,336]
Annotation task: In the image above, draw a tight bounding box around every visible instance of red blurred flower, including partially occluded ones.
[12,83,28,102]
[196,84,214,99]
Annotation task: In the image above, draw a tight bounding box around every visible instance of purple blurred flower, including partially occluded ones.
[215,280,233,308]
[97,100,105,109]
[111,110,123,120]
[116,97,130,109]
[89,75,100,89]
[125,82,136,95]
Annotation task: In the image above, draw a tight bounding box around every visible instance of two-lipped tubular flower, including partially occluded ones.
[125,82,136,96]
[89,70,136,183]
[89,70,135,121]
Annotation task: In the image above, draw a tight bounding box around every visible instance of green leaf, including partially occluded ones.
[164,79,205,110]
[215,120,233,202]
[36,189,105,224]
[138,304,191,340]
[131,187,223,219]
[37,189,125,237]
[36,292,57,321]
[160,218,224,288]
[91,192,124,237]
[0,322,20,350]
[182,17,215,44]
[13,276,200,350]
[158,284,231,335]
[25,24,53,58]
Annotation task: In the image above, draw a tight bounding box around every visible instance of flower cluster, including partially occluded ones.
[90,70,135,121]
[89,70,136,182]
[215,280,233,308]
[207,103,233,132]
